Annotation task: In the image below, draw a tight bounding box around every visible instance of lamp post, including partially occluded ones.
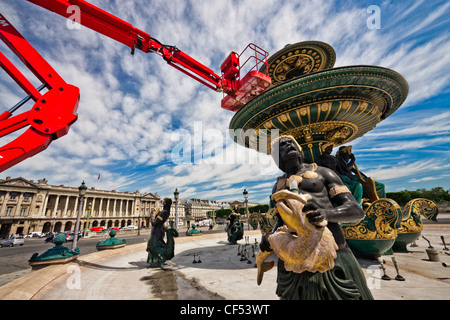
[72,181,87,250]
[243,189,249,230]
[174,188,179,230]
[137,196,142,236]
[185,200,192,230]
[83,201,92,237]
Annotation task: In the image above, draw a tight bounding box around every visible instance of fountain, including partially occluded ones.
[230,41,437,258]
[96,229,126,250]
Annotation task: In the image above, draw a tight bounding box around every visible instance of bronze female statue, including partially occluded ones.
[147,198,178,267]
[226,205,244,244]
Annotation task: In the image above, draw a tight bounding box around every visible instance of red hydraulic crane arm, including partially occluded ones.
[0,13,79,172]
[0,0,271,172]
[26,0,224,91]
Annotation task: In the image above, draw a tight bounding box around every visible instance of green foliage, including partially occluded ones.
[249,204,270,213]
[387,187,450,206]
[207,204,270,218]
[207,208,232,219]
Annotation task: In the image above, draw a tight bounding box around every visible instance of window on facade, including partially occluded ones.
[5,206,13,216]
[24,193,31,201]
[10,192,17,200]
[20,207,26,216]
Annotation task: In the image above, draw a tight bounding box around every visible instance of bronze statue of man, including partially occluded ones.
[260,135,373,300]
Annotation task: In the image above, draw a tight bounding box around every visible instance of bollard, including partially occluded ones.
[425,248,440,262]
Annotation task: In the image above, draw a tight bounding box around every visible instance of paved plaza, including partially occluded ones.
[0,225,449,302]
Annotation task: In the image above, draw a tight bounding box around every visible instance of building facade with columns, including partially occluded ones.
[169,198,231,227]
[0,177,160,237]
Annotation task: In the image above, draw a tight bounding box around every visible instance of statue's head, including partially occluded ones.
[337,145,352,157]
[321,142,334,155]
[54,233,66,246]
[270,135,303,172]
[163,197,172,211]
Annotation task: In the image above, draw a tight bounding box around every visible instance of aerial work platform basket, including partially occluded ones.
[220,43,271,112]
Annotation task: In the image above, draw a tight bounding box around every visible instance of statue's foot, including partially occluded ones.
[148,262,164,268]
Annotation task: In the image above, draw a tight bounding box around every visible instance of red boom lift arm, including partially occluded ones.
[0,13,79,172]
[0,0,271,172]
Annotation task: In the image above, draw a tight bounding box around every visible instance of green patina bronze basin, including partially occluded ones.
[230,64,408,163]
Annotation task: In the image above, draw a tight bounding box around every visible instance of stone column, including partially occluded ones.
[0,191,9,215]
[63,196,69,217]
[98,198,103,217]
[53,195,60,217]
[13,193,23,216]
[106,198,110,217]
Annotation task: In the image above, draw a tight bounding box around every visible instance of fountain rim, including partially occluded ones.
[229,64,409,131]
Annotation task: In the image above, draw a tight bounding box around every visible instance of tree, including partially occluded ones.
[387,187,450,206]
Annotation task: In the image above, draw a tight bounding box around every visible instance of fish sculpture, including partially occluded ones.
[257,190,338,285]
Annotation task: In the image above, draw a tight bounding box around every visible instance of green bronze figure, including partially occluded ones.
[226,205,244,244]
[96,229,126,250]
[336,146,386,204]
[258,135,374,300]
[146,198,179,267]
[186,223,203,236]
[29,233,80,268]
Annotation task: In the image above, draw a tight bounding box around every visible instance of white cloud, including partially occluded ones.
[409,176,439,183]
[364,159,443,181]
[1,0,449,201]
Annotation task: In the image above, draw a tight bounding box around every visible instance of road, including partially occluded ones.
[0,226,226,277]
[0,218,447,286]
[0,231,150,276]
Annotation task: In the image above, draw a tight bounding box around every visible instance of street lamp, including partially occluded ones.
[243,189,249,230]
[84,201,92,236]
[72,181,87,250]
[174,188,179,230]
[137,196,142,236]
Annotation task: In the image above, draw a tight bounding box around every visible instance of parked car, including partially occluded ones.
[108,227,120,231]
[121,225,138,230]
[0,236,25,247]
[90,226,105,232]
[25,232,43,238]
[65,232,74,241]
[64,231,81,241]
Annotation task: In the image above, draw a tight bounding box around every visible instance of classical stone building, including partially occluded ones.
[169,198,231,226]
[0,177,160,237]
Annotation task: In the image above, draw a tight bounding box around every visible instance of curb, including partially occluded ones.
[0,230,261,300]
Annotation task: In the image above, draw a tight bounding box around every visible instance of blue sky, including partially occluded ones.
[0,0,449,203]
